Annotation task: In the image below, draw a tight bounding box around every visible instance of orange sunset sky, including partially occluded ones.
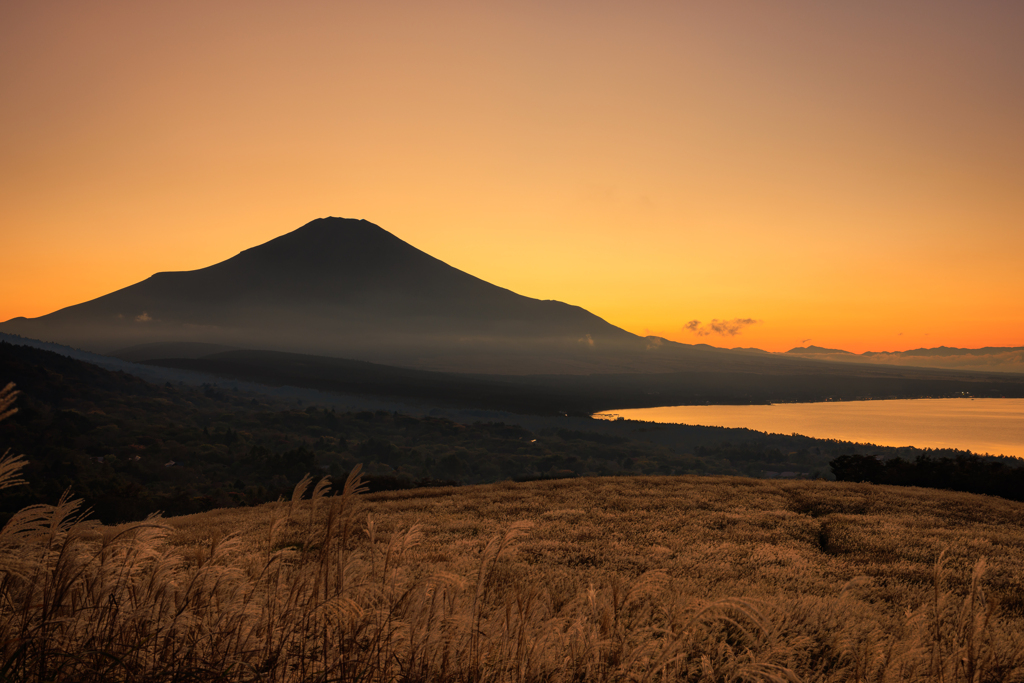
[2,1,1022,354]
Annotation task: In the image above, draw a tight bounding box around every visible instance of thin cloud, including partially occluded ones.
[135,312,153,322]
[684,318,760,337]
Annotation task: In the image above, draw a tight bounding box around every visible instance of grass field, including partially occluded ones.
[171,475,1024,680]
[177,474,1024,613]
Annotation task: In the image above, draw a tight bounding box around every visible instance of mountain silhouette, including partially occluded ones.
[2,218,671,372]
[6,217,1024,381]
[785,346,853,355]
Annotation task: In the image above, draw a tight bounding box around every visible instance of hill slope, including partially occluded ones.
[135,477,1024,679]
[187,474,1024,618]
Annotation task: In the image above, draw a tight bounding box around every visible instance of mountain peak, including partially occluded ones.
[231,217,412,270]
[211,216,505,309]
[278,216,384,241]
[785,345,853,355]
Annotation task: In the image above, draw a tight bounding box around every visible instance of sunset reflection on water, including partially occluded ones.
[595,398,1024,459]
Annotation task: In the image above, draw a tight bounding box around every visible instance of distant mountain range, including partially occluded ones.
[785,345,1024,374]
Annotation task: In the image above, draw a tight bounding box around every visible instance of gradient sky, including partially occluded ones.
[3,1,1022,353]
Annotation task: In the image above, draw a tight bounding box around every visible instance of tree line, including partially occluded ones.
[830,452,1024,502]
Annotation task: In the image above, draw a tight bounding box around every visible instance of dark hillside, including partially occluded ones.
[149,348,1024,415]
[4,341,1023,525]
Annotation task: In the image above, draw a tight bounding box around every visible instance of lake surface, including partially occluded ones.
[594,398,1024,458]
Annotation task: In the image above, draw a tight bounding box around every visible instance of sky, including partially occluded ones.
[2,1,1023,354]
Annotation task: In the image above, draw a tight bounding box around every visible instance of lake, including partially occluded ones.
[594,398,1024,459]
